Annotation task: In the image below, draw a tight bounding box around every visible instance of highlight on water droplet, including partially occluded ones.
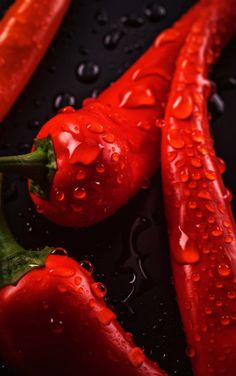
[79,260,94,274]
[120,86,156,108]
[55,190,65,202]
[217,263,231,277]
[50,248,68,256]
[50,317,64,334]
[91,282,107,298]
[87,122,104,134]
[137,120,151,131]
[73,187,87,200]
[174,227,200,265]
[70,142,102,165]
[171,92,193,120]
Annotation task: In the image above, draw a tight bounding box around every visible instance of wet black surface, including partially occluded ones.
[0,0,236,375]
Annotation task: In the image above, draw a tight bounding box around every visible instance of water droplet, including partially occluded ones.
[51,248,68,256]
[217,263,231,277]
[111,152,120,162]
[97,308,116,325]
[95,161,105,173]
[188,201,197,209]
[74,276,82,286]
[205,306,213,315]
[184,301,192,310]
[49,266,75,278]
[174,227,200,264]
[197,190,212,200]
[103,29,123,50]
[87,122,104,134]
[91,282,107,298]
[191,273,201,282]
[191,171,201,180]
[95,10,108,25]
[179,168,189,182]
[211,227,223,237]
[102,133,115,143]
[120,87,156,108]
[192,131,205,143]
[77,61,100,83]
[227,290,236,299]
[55,190,65,201]
[137,120,151,131]
[73,187,87,200]
[54,93,76,111]
[128,347,145,368]
[168,129,185,149]
[224,236,233,244]
[220,315,231,326]
[70,142,102,165]
[155,119,165,128]
[50,317,64,334]
[190,158,202,168]
[172,93,193,120]
[121,14,144,28]
[205,170,216,181]
[144,2,167,22]
[197,144,208,156]
[79,260,94,274]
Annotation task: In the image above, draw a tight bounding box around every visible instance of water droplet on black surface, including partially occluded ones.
[121,14,144,28]
[144,2,167,22]
[95,10,108,25]
[103,29,124,50]
[78,46,89,56]
[53,93,77,111]
[77,61,100,83]
[208,93,225,119]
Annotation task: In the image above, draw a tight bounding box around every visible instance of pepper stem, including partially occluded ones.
[0,173,52,288]
[0,137,57,199]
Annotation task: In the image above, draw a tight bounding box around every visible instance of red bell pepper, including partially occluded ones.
[161,0,236,375]
[0,0,71,121]
[0,174,167,376]
[0,1,205,228]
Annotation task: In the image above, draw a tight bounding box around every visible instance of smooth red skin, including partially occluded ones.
[0,255,166,376]
[162,1,236,375]
[0,0,71,121]
[29,2,206,228]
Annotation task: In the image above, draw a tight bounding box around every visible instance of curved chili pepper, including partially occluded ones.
[0,0,71,121]
[161,1,236,375]
[0,173,167,376]
[0,2,205,228]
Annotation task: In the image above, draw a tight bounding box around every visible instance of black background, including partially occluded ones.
[0,0,236,375]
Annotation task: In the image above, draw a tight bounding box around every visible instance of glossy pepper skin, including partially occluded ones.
[0,175,166,376]
[0,0,71,121]
[161,1,236,375]
[0,1,205,228]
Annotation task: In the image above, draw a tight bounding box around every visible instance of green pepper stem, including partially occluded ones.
[0,173,52,288]
[0,137,57,199]
[0,149,48,183]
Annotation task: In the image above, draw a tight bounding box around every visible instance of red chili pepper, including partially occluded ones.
[161,1,236,375]
[0,0,71,121]
[0,173,166,376]
[0,2,205,228]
